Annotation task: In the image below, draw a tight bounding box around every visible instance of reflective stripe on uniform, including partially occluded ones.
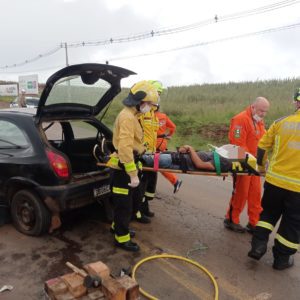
[124,161,137,172]
[115,233,130,243]
[112,187,129,195]
[107,156,119,168]
[275,233,299,250]
[137,161,143,170]
[267,169,300,186]
[145,191,155,198]
[256,221,274,231]
[111,222,115,230]
[268,135,280,172]
[107,156,142,171]
[136,211,142,218]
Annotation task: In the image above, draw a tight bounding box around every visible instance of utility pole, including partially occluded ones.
[64,42,69,66]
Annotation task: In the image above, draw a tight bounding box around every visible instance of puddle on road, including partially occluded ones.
[45,232,83,280]
[11,253,26,260]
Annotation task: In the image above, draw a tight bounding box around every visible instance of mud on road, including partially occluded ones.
[0,174,299,300]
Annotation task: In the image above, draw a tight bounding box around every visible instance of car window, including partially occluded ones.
[0,120,29,148]
[26,97,39,106]
[70,121,97,139]
[45,76,111,107]
[42,121,97,140]
[42,122,63,141]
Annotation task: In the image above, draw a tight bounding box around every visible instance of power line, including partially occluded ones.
[1,64,65,74]
[107,22,300,62]
[0,46,61,70]
[1,20,298,77]
[67,0,300,46]
[1,0,299,70]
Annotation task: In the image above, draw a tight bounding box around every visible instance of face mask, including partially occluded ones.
[140,104,151,114]
[253,114,262,122]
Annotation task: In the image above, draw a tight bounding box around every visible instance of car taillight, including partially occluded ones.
[46,150,70,179]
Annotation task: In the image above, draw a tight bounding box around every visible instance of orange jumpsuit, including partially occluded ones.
[225,106,266,226]
[155,111,178,186]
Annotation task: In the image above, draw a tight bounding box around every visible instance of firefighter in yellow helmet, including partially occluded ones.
[108,80,159,252]
[248,88,300,270]
[132,80,161,223]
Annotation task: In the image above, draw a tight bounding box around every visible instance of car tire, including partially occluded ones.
[11,189,51,236]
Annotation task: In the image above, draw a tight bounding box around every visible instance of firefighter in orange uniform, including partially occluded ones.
[155,106,182,193]
[224,97,270,233]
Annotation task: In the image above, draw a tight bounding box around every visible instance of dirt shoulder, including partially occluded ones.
[0,101,10,109]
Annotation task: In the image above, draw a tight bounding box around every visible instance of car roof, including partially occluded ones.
[25,96,39,100]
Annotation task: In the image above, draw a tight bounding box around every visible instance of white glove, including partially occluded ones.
[128,175,140,188]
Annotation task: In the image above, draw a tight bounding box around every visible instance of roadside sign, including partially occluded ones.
[18,74,39,95]
[0,84,18,96]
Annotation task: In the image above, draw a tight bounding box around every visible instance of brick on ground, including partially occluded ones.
[84,261,111,280]
[44,277,69,299]
[55,292,76,300]
[80,289,106,300]
[102,277,126,300]
[116,275,139,300]
[61,272,87,298]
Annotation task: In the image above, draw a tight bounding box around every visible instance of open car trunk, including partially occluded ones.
[41,119,112,178]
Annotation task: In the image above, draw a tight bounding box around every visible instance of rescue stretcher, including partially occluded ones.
[95,144,262,177]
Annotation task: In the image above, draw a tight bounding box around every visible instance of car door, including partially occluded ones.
[0,118,34,197]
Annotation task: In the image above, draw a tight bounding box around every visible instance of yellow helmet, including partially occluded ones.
[123,80,159,107]
[148,80,164,94]
[294,87,300,101]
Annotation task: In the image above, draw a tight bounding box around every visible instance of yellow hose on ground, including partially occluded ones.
[132,254,219,300]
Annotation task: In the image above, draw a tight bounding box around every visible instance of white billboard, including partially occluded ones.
[18,74,39,95]
[0,84,18,96]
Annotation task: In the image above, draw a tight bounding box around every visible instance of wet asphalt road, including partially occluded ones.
[0,174,299,300]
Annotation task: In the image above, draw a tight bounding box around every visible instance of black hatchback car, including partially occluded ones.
[0,63,135,236]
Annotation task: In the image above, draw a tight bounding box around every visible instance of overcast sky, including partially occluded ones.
[1,0,300,87]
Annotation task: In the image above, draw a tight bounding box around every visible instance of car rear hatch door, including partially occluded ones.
[36,63,135,122]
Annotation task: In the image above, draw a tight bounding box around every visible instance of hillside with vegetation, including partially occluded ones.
[101,78,300,150]
[1,78,299,150]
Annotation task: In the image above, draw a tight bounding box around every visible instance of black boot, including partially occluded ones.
[224,218,246,233]
[272,247,294,270]
[144,210,155,217]
[248,238,267,260]
[110,228,136,238]
[115,240,140,252]
[140,197,154,217]
[135,213,151,224]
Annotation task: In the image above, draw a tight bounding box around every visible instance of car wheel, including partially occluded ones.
[11,190,51,236]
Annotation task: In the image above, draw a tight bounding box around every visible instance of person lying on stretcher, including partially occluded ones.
[93,141,258,174]
[140,144,258,174]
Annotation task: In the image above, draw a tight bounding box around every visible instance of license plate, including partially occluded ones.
[93,185,110,197]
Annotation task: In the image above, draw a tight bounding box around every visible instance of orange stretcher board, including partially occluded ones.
[96,162,263,177]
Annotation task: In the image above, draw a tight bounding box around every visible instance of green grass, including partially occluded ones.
[101,78,300,150]
[2,78,299,151]
[0,96,15,103]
